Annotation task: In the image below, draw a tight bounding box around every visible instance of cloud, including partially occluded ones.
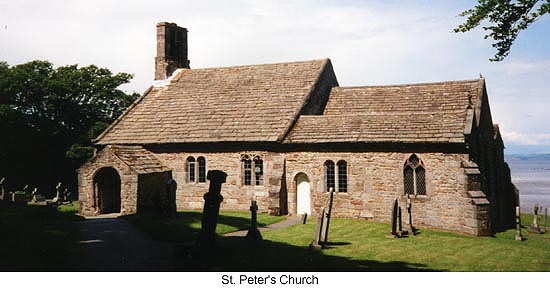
[501,131,550,146]
[498,59,550,76]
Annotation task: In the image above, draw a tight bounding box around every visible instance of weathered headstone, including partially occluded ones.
[322,188,335,244]
[515,206,523,241]
[0,177,5,202]
[198,170,227,248]
[245,200,262,242]
[301,213,308,224]
[544,207,548,233]
[387,198,399,238]
[310,207,326,249]
[529,203,541,234]
[406,195,416,235]
[397,206,406,237]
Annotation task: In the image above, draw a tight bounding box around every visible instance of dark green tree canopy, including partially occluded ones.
[0,60,138,193]
[455,0,550,61]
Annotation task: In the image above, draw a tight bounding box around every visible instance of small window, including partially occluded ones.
[244,159,252,186]
[198,157,206,183]
[254,157,263,186]
[325,160,335,192]
[186,156,196,183]
[403,154,426,196]
[337,160,347,192]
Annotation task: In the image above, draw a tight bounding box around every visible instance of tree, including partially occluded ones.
[455,0,550,61]
[0,60,139,194]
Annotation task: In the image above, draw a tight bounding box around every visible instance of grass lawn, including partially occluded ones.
[171,213,550,271]
[0,201,83,271]
[123,210,285,242]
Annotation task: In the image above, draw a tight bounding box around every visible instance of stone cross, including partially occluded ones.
[388,198,399,238]
[515,206,523,241]
[198,170,227,248]
[310,207,326,249]
[245,200,262,242]
[529,203,541,234]
[322,188,335,244]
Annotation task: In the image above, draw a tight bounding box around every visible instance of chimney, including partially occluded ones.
[155,22,190,80]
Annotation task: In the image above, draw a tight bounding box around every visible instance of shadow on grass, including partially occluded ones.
[173,236,442,272]
[122,211,281,243]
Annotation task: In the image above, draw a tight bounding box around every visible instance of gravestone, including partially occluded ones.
[165,178,177,216]
[322,188,335,244]
[198,170,227,249]
[0,177,5,202]
[387,198,399,238]
[301,213,308,224]
[544,208,548,233]
[245,200,262,242]
[406,195,416,235]
[515,206,523,241]
[310,207,326,249]
[529,203,542,234]
[397,206,407,237]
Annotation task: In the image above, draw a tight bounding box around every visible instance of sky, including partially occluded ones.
[0,0,549,155]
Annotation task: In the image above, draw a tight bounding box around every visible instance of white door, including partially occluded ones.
[296,174,311,215]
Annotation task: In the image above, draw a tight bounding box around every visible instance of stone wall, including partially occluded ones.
[77,148,138,216]
[137,171,172,213]
[154,151,285,214]
[151,149,491,235]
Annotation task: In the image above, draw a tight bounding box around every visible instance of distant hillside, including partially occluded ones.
[505,154,550,161]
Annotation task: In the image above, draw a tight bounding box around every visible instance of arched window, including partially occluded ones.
[254,157,263,185]
[403,154,426,195]
[197,157,206,183]
[186,156,196,183]
[325,160,335,192]
[337,160,347,192]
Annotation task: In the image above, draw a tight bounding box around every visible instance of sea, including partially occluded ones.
[506,155,550,213]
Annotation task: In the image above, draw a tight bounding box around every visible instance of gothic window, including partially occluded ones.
[325,160,335,192]
[254,157,263,185]
[186,156,196,183]
[242,154,263,186]
[197,157,206,183]
[337,160,347,192]
[403,154,426,196]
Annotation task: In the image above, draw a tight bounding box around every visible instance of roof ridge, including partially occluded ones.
[333,78,480,90]
[184,58,329,71]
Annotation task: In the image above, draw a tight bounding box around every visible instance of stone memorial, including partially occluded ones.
[310,207,326,249]
[198,170,227,248]
[515,206,523,241]
[406,195,416,235]
[528,203,542,234]
[387,198,399,238]
[322,188,335,244]
[245,200,262,242]
[301,213,308,224]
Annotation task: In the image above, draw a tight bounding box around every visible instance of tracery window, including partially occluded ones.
[403,154,426,196]
[242,154,263,186]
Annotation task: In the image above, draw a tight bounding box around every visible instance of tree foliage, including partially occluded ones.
[0,60,138,194]
[455,0,550,61]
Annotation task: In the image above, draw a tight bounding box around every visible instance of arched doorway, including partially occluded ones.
[93,167,121,214]
[295,173,311,215]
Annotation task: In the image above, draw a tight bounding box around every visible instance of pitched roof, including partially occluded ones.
[286,79,483,144]
[109,145,170,174]
[95,59,330,145]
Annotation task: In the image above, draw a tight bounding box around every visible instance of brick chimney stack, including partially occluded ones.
[155,22,190,80]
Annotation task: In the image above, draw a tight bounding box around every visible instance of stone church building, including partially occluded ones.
[78,22,518,236]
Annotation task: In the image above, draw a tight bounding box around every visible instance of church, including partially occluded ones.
[78,22,518,236]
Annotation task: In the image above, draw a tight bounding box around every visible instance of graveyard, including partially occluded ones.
[1,175,549,271]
